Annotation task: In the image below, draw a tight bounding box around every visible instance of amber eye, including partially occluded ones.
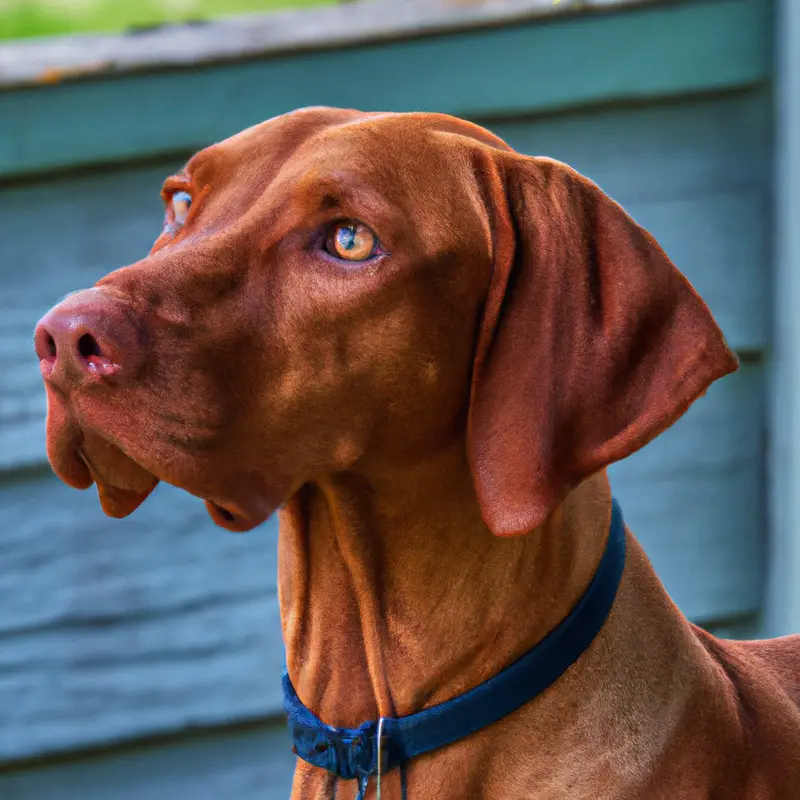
[171,191,192,226]
[326,221,379,261]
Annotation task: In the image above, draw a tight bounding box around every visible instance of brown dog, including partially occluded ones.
[35,108,800,799]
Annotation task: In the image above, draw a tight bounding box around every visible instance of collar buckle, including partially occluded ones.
[288,714,381,781]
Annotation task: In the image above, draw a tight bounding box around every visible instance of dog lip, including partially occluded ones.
[95,478,159,518]
[77,448,159,518]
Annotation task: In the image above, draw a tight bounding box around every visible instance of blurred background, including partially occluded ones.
[0,0,797,796]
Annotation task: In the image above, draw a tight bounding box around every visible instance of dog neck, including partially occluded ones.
[277,446,741,797]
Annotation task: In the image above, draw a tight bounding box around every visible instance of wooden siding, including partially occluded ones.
[0,0,770,180]
[0,0,775,793]
[767,0,800,636]
[0,476,283,763]
[0,722,295,799]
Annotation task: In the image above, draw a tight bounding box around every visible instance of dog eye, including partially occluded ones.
[171,191,192,226]
[326,222,379,262]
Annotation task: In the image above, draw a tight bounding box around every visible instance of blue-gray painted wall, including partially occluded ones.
[0,0,776,795]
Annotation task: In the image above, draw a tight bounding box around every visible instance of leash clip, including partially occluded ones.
[355,717,387,800]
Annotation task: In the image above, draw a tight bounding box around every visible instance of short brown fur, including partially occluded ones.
[35,108,800,799]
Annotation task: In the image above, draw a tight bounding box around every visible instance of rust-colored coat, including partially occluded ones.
[35,108,800,799]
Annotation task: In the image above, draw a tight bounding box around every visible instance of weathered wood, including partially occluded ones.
[0,475,283,763]
[0,721,295,800]
[610,362,765,623]
[0,0,770,179]
[490,92,770,206]
[0,0,671,89]
[1,92,771,471]
[766,0,800,636]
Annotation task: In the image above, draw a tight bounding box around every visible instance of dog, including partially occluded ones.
[35,108,800,799]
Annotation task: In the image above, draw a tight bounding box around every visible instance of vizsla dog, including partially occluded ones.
[35,108,800,799]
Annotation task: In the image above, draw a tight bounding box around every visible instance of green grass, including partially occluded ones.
[0,0,334,41]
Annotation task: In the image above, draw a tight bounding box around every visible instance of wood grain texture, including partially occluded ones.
[0,0,770,179]
[0,475,283,763]
[609,361,765,623]
[0,0,670,89]
[0,722,295,800]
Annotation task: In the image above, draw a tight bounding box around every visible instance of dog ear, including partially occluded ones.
[468,154,738,537]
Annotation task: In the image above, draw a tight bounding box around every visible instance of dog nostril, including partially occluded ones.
[77,333,102,359]
[219,507,235,522]
[44,333,57,359]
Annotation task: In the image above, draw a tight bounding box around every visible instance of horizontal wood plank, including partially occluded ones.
[0,476,283,763]
[0,0,770,179]
[609,362,765,623]
[488,91,771,206]
[0,1,675,90]
[0,721,295,800]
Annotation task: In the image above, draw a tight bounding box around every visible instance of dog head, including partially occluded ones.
[34,108,737,533]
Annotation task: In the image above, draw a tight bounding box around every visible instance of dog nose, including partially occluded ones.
[34,289,132,385]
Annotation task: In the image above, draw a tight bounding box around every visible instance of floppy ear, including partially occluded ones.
[468,154,738,537]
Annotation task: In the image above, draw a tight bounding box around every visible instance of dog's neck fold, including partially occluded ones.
[277,447,745,798]
[277,443,612,727]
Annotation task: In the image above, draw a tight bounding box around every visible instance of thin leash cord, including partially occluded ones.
[376,718,408,800]
[346,716,400,800]
[376,716,386,800]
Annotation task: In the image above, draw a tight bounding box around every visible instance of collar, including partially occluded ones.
[283,498,626,787]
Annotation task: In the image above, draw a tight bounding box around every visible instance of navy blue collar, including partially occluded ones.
[283,498,626,793]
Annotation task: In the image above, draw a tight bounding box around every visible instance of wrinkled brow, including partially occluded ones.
[288,168,397,219]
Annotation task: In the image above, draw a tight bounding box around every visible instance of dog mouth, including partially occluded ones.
[85,453,262,532]
[44,388,269,532]
[63,437,265,533]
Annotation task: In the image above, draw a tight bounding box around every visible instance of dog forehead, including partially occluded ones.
[300,110,512,162]
[181,108,358,178]
[191,108,509,177]
[274,115,510,211]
